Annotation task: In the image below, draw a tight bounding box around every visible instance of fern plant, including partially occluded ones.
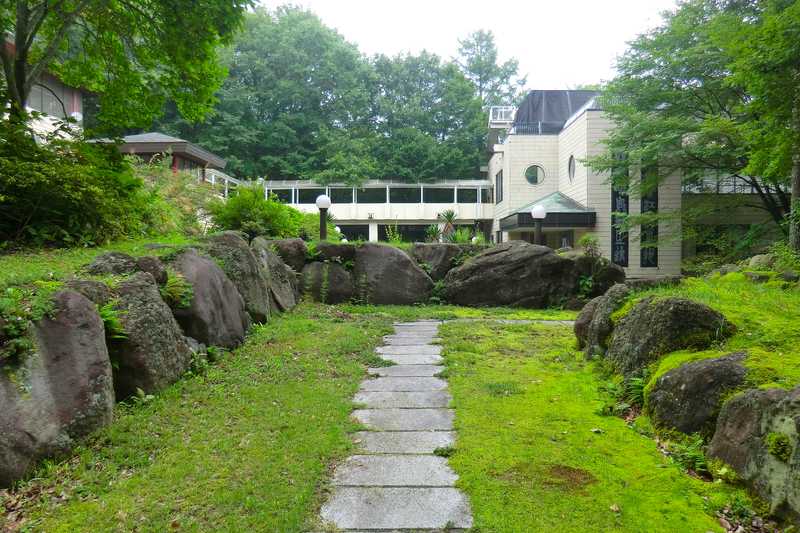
[160,270,194,308]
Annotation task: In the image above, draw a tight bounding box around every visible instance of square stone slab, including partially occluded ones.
[360,377,448,392]
[380,353,443,365]
[332,455,458,486]
[354,390,450,408]
[376,345,442,356]
[320,487,472,530]
[353,431,455,454]
[354,408,454,431]
[394,321,442,326]
[368,365,443,377]
[383,335,441,345]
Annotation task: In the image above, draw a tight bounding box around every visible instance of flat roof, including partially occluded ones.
[262,179,492,188]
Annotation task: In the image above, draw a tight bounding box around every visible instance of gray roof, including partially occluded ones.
[96,131,227,169]
[513,90,600,134]
[514,192,595,215]
[121,132,188,143]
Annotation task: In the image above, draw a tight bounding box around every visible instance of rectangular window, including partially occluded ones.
[495,171,503,204]
[640,166,659,268]
[389,187,421,203]
[297,188,326,204]
[457,188,478,203]
[356,187,386,203]
[423,188,455,203]
[338,224,369,241]
[269,189,293,203]
[330,187,353,203]
[481,188,492,203]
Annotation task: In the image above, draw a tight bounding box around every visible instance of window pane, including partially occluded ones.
[339,225,368,241]
[330,187,353,203]
[524,165,544,185]
[389,187,421,203]
[457,188,478,203]
[356,188,386,203]
[269,189,292,203]
[298,188,325,204]
[481,188,492,203]
[423,188,454,203]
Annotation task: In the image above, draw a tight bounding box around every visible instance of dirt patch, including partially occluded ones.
[543,464,597,492]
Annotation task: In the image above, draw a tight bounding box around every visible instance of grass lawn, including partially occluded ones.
[439,320,747,533]
[2,304,393,532]
[0,233,195,289]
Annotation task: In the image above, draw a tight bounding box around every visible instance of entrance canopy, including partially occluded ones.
[500,192,596,231]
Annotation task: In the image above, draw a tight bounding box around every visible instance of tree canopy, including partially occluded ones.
[456,30,527,108]
[0,0,251,129]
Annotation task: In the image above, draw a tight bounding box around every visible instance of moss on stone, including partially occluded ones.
[765,432,793,463]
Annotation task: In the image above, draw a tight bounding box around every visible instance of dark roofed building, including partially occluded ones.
[512,90,599,134]
[114,132,227,176]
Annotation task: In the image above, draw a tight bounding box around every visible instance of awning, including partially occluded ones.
[500,192,596,231]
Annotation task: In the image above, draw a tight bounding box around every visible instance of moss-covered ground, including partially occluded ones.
[439,320,749,532]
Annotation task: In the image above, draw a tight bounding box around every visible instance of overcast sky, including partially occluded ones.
[258,0,678,91]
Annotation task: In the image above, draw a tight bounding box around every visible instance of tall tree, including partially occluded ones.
[0,0,250,130]
[456,30,526,107]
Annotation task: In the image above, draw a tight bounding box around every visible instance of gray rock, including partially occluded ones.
[352,244,433,305]
[251,237,298,312]
[607,297,736,377]
[301,262,354,304]
[443,241,624,308]
[709,386,800,519]
[749,254,775,269]
[170,249,250,348]
[268,238,308,272]
[745,271,771,283]
[717,264,741,275]
[315,242,356,263]
[85,251,138,275]
[583,284,630,358]
[134,256,168,285]
[63,279,112,305]
[647,353,747,435]
[572,254,627,296]
[204,231,271,323]
[574,297,601,350]
[110,272,193,399]
[0,291,114,487]
[409,243,462,281]
[779,270,800,283]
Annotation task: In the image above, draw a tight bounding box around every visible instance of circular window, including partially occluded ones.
[524,165,545,185]
[568,155,576,181]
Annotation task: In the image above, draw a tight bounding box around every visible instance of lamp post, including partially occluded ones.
[530,205,547,246]
[316,194,331,241]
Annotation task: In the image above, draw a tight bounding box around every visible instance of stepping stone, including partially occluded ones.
[383,335,440,345]
[360,377,448,392]
[353,431,455,454]
[394,321,442,326]
[376,345,441,356]
[320,487,473,530]
[354,408,454,431]
[332,455,458,486]
[354,390,450,408]
[380,353,443,365]
[368,365,442,377]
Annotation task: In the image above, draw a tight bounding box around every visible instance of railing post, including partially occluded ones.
[224,178,229,198]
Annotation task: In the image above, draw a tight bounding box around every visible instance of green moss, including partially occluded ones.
[0,280,63,366]
[765,432,792,462]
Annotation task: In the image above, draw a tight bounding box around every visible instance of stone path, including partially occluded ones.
[319,321,473,531]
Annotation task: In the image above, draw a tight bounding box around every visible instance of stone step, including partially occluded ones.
[332,455,458,487]
[320,487,473,530]
[353,431,455,454]
[381,353,443,365]
[376,345,442,356]
[368,365,442,377]
[393,321,442,326]
[354,391,450,409]
[360,377,448,392]
[354,409,454,431]
[383,335,441,345]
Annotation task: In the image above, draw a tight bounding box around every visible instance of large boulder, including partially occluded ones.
[748,254,775,270]
[110,272,193,399]
[85,252,167,284]
[709,386,800,519]
[301,262,355,304]
[647,352,747,435]
[409,243,462,281]
[269,238,308,272]
[170,249,250,348]
[574,297,601,350]
[353,243,433,304]
[571,254,627,297]
[252,237,298,312]
[63,279,113,305]
[204,231,271,323]
[315,242,356,263]
[0,291,114,487]
[582,284,630,357]
[607,297,736,377]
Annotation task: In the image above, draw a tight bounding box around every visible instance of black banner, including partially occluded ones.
[640,184,659,267]
[611,185,629,267]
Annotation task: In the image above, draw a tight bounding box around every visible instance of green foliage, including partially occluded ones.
[456,30,527,107]
[447,227,473,244]
[577,275,594,299]
[666,435,709,476]
[428,280,446,305]
[433,446,456,458]
[768,240,800,272]
[208,186,303,240]
[438,209,458,240]
[384,222,403,245]
[765,432,792,462]
[98,301,127,343]
[160,270,194,309]
[0,281,62,365]
[577,233,601,258]
[425,224,442,243]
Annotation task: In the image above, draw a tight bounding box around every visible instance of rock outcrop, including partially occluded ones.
[409,243,462,281]
[576,284,630,355]
[302,262,355,304]
[85,251,167,284]
[353,243,433,304]
[0,291,114,487]
[606,297,735,377]
[64,279,113,305]
[204,231,271,323]
[709,386,800,519]
[315,242,356,263]
[251,237,298,312]
[269,238,308,272]
[110,272,193,399]
[170,249,250,348]
[647,352,747,435]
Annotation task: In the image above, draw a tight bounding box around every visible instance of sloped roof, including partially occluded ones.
[514,191,595,214]
[94,131,226,169]
[120,132,188,143]
[513,90,600,133]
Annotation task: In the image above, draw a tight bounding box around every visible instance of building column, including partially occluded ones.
[368,223,379,242]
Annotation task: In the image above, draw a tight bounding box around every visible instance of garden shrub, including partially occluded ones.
[208,186,303,239]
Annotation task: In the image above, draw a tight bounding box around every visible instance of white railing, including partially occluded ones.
[204,168,241,198]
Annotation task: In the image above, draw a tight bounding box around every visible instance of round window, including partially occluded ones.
[568,155,576,181]
[524,165,545,185]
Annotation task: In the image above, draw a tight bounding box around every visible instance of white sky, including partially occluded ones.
[258,0,678,90]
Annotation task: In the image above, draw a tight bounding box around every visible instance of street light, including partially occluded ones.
[316,194,332,241]
[530,205,547,246]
